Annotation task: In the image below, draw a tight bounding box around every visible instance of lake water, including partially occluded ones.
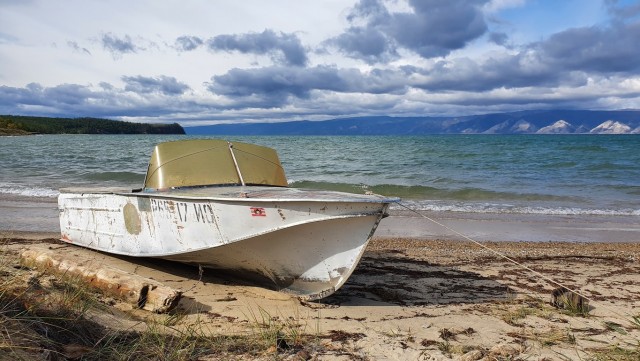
[1,134,639,240]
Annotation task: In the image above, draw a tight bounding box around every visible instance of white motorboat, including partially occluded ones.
[59,139,398,300]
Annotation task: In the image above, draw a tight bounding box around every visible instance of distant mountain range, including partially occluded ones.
[186,110,640,135]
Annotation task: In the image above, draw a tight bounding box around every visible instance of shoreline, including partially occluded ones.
[2,193,638,243]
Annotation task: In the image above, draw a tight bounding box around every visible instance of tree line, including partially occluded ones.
[0,115,185,135]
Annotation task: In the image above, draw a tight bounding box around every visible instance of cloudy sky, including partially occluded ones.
[1,0,639,126]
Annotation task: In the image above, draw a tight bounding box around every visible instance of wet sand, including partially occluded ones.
[381,211,640,243]
[0,195,59,232]
[2,233,639,360]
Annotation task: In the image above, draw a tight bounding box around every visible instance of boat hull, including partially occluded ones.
[58,187,391,300]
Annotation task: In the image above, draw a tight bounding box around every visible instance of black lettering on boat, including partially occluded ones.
[194,204,203,222]
[176,202,188,222]
[151,199,181,219]
[193,203,215,223]
[205,204,215,223]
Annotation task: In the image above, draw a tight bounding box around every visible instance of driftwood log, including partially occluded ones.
[20,247,181,313]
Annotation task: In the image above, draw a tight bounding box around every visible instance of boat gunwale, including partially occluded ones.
[59,186,400,204]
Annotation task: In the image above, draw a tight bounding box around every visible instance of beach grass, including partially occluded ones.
[0,242,330,360]
[588,345,640,361]
[0,269,318,360]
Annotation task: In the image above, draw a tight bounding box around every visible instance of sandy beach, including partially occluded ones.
[2,229,639,360]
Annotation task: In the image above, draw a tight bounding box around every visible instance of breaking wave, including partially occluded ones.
[0,183,59,198]
[394,200,640,216]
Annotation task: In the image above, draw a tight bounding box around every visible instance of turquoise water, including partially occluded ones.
[1,134,639,216]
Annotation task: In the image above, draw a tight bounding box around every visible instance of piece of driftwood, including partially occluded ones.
[20,247,181,313]
[551,286,588,313]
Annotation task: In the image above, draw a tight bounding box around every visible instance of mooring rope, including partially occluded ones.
[394,200,640,337]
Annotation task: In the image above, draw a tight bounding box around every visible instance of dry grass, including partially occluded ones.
[491,294,640,359]
[534,327,576,346]
[0,244,331,360]
[497,296,555,326]
[587,345,640,361]
[0,257,218,360]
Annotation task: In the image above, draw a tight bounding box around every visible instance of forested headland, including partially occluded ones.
[0,115,185,135]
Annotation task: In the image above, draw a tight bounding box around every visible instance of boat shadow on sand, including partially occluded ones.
[318,250,514,307]
[124,248,514,310]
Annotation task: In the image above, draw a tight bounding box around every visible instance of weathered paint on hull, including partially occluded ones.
[58,188,390,300]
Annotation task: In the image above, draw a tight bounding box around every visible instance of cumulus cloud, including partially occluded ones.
[208,11,640,102]
[208,66,339,106]
[533,22,640,74]
[207,29,308,66]
[98,82,115,91]
[0,77,195,119]
[43,83,96,105]
[400,18,640,95]
[328,0,489,62]
[175,35,203,51]
[101,33,138,56]
[325,27,396,64]
[605,0,640,22]
[207,65,409,108]
[408,56,575,93]
[122,75,190,95]
[0,84,39,106]
[488,31,509,46]
[389,0,489,57]
[0,83,104,113]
